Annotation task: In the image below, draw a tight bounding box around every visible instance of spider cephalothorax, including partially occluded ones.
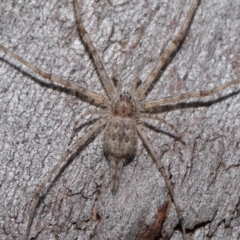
[111,90,137,117]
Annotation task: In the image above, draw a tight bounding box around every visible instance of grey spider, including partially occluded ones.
[1,0,240,239]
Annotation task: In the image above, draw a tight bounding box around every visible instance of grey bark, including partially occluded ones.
[0,0,240,239]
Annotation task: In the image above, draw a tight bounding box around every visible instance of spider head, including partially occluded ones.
[112,91,136,117]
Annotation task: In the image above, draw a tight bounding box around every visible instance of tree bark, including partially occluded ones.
[0,0,240,239]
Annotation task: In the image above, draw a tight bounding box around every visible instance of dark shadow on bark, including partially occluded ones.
[148,89,240,114]
[0,57,104,107]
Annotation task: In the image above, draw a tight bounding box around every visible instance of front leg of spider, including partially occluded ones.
[103,91,137,194]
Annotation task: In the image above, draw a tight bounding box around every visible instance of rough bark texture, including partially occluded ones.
[0,0,240,239]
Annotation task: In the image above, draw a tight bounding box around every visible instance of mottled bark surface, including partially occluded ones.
[0,0,240,239]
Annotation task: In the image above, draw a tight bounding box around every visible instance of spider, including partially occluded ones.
[1,0,240,239]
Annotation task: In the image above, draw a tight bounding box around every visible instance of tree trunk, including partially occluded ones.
[0,0,239,239]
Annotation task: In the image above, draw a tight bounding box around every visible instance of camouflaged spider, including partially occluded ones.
[1,0,240,239]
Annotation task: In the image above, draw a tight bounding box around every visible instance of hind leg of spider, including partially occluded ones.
[68,109,108,145]
[24,118,108,240]
[138,113,184,144]
[136,123,187,240]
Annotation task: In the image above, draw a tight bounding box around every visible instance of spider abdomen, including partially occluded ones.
[103,116,137,159]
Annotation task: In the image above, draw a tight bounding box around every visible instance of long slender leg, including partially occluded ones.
[138,113,183,141]
[136,124,187,240]
[73,0,115,100]
[0,44,107,106]
[24,117,108,240]
[68,109,108,145]
[142,78,240,111]
[136,0,198,99]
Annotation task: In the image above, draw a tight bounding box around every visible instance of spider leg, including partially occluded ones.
[73,0,115,100]
[136,0,198,100]
[24,117,108,240]
[138,113,184,143]
[69,109,108,145]
[0,44,107,106]
[113,74,123,93]
[142,79,240,111]
[131,77,142,97]
[136,123,186,240]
